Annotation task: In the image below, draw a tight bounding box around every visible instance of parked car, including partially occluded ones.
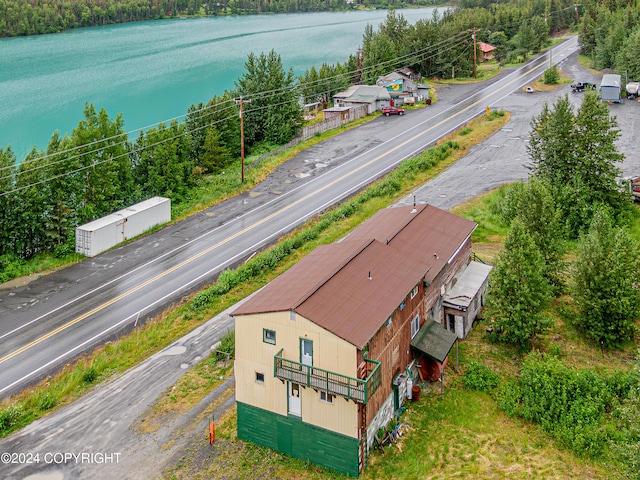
[382,106,405,116]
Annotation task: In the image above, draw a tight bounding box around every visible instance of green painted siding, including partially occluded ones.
[237,402,360,477]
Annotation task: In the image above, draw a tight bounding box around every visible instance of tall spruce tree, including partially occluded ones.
[485,219,553,348]
[571,210,640,349]
[235,49,302,148]
[528,92,627,237]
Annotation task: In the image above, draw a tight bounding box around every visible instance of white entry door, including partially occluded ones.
[300,338,313,366]
[288,382,301,416]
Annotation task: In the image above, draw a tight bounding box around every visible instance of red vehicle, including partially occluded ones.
[382,106,405,116]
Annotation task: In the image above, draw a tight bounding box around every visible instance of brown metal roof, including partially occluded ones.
[231,204,477,348]
[295,239,430,348]
[344,204,476,282]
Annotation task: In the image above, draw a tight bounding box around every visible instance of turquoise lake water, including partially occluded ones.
[0,8,440,160]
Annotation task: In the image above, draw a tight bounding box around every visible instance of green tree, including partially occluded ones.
[542,65,560,84]
[616,27,640,85]
[41,131,79,250]
[133,120,194,201]
[70,103,134,222]
[0,146,16,256]
[185,92,240,165]
[528,95,575,186]
[201,126,231,174]
[12,147,50,258]
[506,177,566,292]
[528,92,627,237]
[513,19,536,58]
[235,49,302,149]
[571,210,640,349]
[485,219,553,348]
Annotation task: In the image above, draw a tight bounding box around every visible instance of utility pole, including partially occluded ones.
[542,13,552,67]
[234,97,251,184]
[573,4,580,25]
[471,29,477,79]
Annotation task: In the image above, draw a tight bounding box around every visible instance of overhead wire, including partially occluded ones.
[0,6,573,195]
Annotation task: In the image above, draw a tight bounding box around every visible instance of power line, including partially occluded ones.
[0,7,573,195]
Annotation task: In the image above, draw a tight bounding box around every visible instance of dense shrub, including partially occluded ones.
[218,330,235,357]
[38,393,58,411]
[0,404,24,432]
[495,352,629,458]
[462,361,500,392]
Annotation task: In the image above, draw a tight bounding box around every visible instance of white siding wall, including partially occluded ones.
[235,311,359,438]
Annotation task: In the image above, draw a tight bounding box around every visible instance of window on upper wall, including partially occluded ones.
[320,391,334,403]
[400,299,406,311]
[386,316,393,329]
[411,314,420,339]
[263,328,276,345]
[410,285,419,299]
[256,372,265,383]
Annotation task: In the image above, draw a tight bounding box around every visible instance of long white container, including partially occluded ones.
[75,196,171,257]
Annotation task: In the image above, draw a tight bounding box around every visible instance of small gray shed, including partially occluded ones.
[600,74,622,103]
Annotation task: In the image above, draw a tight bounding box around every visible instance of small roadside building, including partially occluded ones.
[232,204,492,476]
[600,73,622,103]
[376,71,429,104]
[478,42,496,62]
[332,85,391,114]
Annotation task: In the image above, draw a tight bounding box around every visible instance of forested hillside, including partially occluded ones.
[0,0,439,36]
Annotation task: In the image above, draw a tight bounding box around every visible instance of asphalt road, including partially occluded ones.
[4,38,640,480]
[0,36,581,401]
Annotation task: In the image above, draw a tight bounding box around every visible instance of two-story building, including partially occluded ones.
[232,204,491,476]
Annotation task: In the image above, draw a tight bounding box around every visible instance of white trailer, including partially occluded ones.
[600,74,623,103]
[627,81,640,99]
[75,196,171,257]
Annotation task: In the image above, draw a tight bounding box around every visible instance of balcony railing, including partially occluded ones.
[274,349,381,404]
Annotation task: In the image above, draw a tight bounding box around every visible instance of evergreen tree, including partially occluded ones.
[133,120,194,201]
[235,49,302,148]
[12,147,50,258]
[528,92,627,237]
[615,27,640,80]
[485,219,553,348]
[512,177,566,292]
[571,210,640,349]
[0,146,17,257]
[201,126,231,174]
[70,103,133,222]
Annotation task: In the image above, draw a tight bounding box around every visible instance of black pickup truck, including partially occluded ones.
[570,82,596,93]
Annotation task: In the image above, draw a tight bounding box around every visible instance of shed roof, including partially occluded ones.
[410,319,458,363]
[601,74,621,88]
[232,204,477,348]
[443,261,493,310]
[334,85,390,103]
[479,41,496,53]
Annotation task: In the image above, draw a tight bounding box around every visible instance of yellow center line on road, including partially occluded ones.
[1,41,575,366]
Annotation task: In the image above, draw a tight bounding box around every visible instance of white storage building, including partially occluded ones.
[75,196,171,257]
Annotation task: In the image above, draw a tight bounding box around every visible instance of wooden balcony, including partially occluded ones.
[274,349,381,404]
